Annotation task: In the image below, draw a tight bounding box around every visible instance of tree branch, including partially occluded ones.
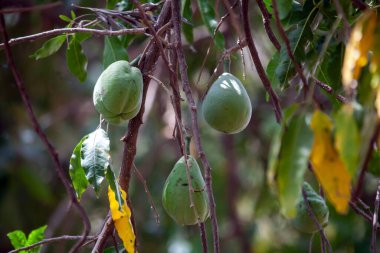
[241,0,282,123]
[0,27,146,49]
[255,0,281,51]
[171,1,220,252]
[0,14,90,253]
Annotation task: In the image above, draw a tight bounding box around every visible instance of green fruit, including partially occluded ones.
[162,155,209,225]
[202,72,252,134]
[93,60,143,124]
[291,183,329,234]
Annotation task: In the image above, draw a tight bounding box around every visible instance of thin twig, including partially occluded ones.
[353,122,380,199]
[132,163,160,224]
[8,235,96,253]
[255,0,281,51]
[0,27,146,49]
[91,216,114,253]
[312,78,347,103]
[241,0,282,123]
[331,0,351,37]
[0,2,62,14]
[371,180,380,253]
[171,1,220,252]
[301,187,333,253]
[0,14,90,253]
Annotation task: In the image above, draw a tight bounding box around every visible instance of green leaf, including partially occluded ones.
[69,134,90,200]
[66,37,87,82]
[197,0,224,49]
[26,225,47,253]
[30,35,66,60]
[334,104,360,176]
[266,51,280,89]
[107,0,118,9]
[106,166,124,210]
[276,114,314,218]
[182,0,194,44]
[103,36,129,69]
[81,129,110,194]
[76,32,92,43]
[71,10,76,20]
[317,43,343,91]
[59,15,71,22]
[7,230,27,250]
[277,0,293,19]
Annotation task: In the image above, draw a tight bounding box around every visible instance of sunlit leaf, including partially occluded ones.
[59,15,71,22]
[310,110,351,214]
[69,134,89,200]
[197,0,224,49]
[109,186,135,253]
[334,104,360,176]
[81,129,110,194]
[30,35,66,60]
[26,225,47,253]
[342,11,376,89]
[103,36,129,69]
[276,114,314,218]
[66,37,88,82]
[7,230,27,251]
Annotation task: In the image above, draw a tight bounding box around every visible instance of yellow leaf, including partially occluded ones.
[310,110,351,214]
[108,186,135,253]
[342,11,377,89]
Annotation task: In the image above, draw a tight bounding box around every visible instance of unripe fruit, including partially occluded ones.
[162,155,209,225]
[291,183,329,234]
[93,60,143,124]
[202,72,252,134]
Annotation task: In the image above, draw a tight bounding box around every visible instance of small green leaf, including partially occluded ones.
[266,51,280,89]
[182,0,194,44]
[7,230,27,250]
[106,0,118,9]
[276,114,314,218]
[103,36,129,69]
[76,32,92,43]
[71,10,76,19]
[197,0,224,49]
[334,104,360,176]
[59,15,71,22]
[66,37,87,82]
[69,134,90,200]
[106,166,124,210]
[81,129,111,194]
[30,35,66,60]
[26,225,47,253]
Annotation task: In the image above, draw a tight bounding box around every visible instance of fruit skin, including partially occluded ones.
[162,155,209,225]
[291,183,329,234]
[202,72,252,134]
[93,60,143,124]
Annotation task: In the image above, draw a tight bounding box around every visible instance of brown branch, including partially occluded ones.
[312,78,347,103]
[0,27,146,49]
[271,0,308,92]
[0,2,62,14]
[371,181,380,253]
[91,216,114,253]
[241,0,282,123]
[8,235,96,253]
[301,187,333,253]
[91,1,173,251]
[255,0,281,51]
[0,14,90,253]
[222,135,252,253]
[353,122,380,199]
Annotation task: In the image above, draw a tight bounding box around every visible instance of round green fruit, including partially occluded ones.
[162,155,209,225]
[291,183,329,234]
[202,72,252,134]
[93,60,143,124]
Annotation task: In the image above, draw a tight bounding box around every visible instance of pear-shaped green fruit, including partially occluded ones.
[202,72,252,134]
[162,155,209,225]
[291,183,329,234]
[93,60,143,124]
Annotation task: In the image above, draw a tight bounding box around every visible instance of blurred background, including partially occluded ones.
[1,0,379,252]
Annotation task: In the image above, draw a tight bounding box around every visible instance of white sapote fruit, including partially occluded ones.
[202,72,252,134]
[162,155,209,225]
[93,60,143,124]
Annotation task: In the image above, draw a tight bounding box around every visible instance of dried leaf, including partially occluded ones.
[108,186,135,253]
[310,110,351,214]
